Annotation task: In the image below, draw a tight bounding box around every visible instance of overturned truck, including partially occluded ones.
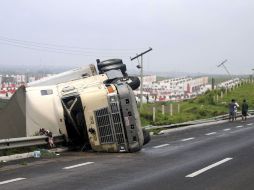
[0,59,150,152]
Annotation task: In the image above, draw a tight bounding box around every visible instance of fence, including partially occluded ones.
[146,110,254,130]
[0,135,65,150]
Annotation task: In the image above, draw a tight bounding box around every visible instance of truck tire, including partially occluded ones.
[142,128,151,145]
[97,59,123,70]
[127,76,140,90]
[100,64,127,74]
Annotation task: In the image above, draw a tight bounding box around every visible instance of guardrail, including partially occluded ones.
[145,110,254,130]
[0,135,65,150]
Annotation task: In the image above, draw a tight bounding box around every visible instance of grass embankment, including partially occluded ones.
[140,82,254,126]
[0,145,56,157]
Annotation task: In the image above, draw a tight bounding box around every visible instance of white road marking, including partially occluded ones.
[0,178,26,185]
[247,123,253,126]
[181,137,195,142]
[153,144,170,149]
[63,162,94,170]
[186,158,233,178]
[236,125,243,128]
[205,132,217,136]
[223,128,231,131]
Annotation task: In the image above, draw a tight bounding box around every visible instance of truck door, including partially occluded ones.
[61,94,90,150]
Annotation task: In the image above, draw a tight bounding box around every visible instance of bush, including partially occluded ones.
[197,97,205,104]
[198,109,208,117]
[207,93,216,105]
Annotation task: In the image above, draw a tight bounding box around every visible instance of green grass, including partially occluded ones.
[40,149,57,158]
[0,146,47,157]
[140,82,254,126]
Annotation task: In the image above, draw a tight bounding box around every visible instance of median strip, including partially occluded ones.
[63,162,94,170]
[0,178,26,185]
[205,132,216,136]
[153,144,170,149]
[186,158,233,178]
[181,137,195,142]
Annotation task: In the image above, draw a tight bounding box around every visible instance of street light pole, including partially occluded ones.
[130,47,152,110]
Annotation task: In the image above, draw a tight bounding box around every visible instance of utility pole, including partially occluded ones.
[217,59,233,79]
[252,69,254,83]
[130,47,152,110]
[211,77,215,90]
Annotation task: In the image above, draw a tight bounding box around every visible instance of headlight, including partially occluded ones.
[109,96,116,102]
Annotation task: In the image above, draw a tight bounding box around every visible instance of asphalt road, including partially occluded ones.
[1,118,254,190]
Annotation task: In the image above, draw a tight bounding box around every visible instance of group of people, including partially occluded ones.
[229,99,249,121]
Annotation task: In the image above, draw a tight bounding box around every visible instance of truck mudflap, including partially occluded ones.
[114,83,144,152]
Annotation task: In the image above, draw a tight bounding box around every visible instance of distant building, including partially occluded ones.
[0,73,53,98]
[143,75,157,84]
[28,76,36,83]
[134,76,210,102]
[16,74,26,83]
[1,75,15,84]
[217,78,240,88]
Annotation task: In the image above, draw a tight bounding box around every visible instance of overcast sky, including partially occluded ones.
[0,0,254,75]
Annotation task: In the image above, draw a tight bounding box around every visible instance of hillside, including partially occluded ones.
[140,82,254,126]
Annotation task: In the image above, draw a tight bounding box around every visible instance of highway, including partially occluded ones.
[1,118,254,190]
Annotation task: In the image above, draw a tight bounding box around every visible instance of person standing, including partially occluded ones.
[229,99,236,121]
[242,99,249,121]
[234,100,239,121]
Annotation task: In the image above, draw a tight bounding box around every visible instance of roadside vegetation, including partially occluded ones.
[0,146,46,157]
[140,82,254,126]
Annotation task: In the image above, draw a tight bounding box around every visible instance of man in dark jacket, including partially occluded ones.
[242,99,249,121]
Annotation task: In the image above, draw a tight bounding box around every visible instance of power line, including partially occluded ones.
[0,42,133,58]
[0,35,143,52]
[0,39,132,55]
[0,41,94,56]
[0,39,96,54]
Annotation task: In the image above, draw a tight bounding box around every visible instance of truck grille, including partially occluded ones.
[95,100,125,145]
[110,102,125,144]
[95,108,114,144]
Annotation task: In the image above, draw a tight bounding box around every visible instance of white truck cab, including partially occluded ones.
[22,59,150,152]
